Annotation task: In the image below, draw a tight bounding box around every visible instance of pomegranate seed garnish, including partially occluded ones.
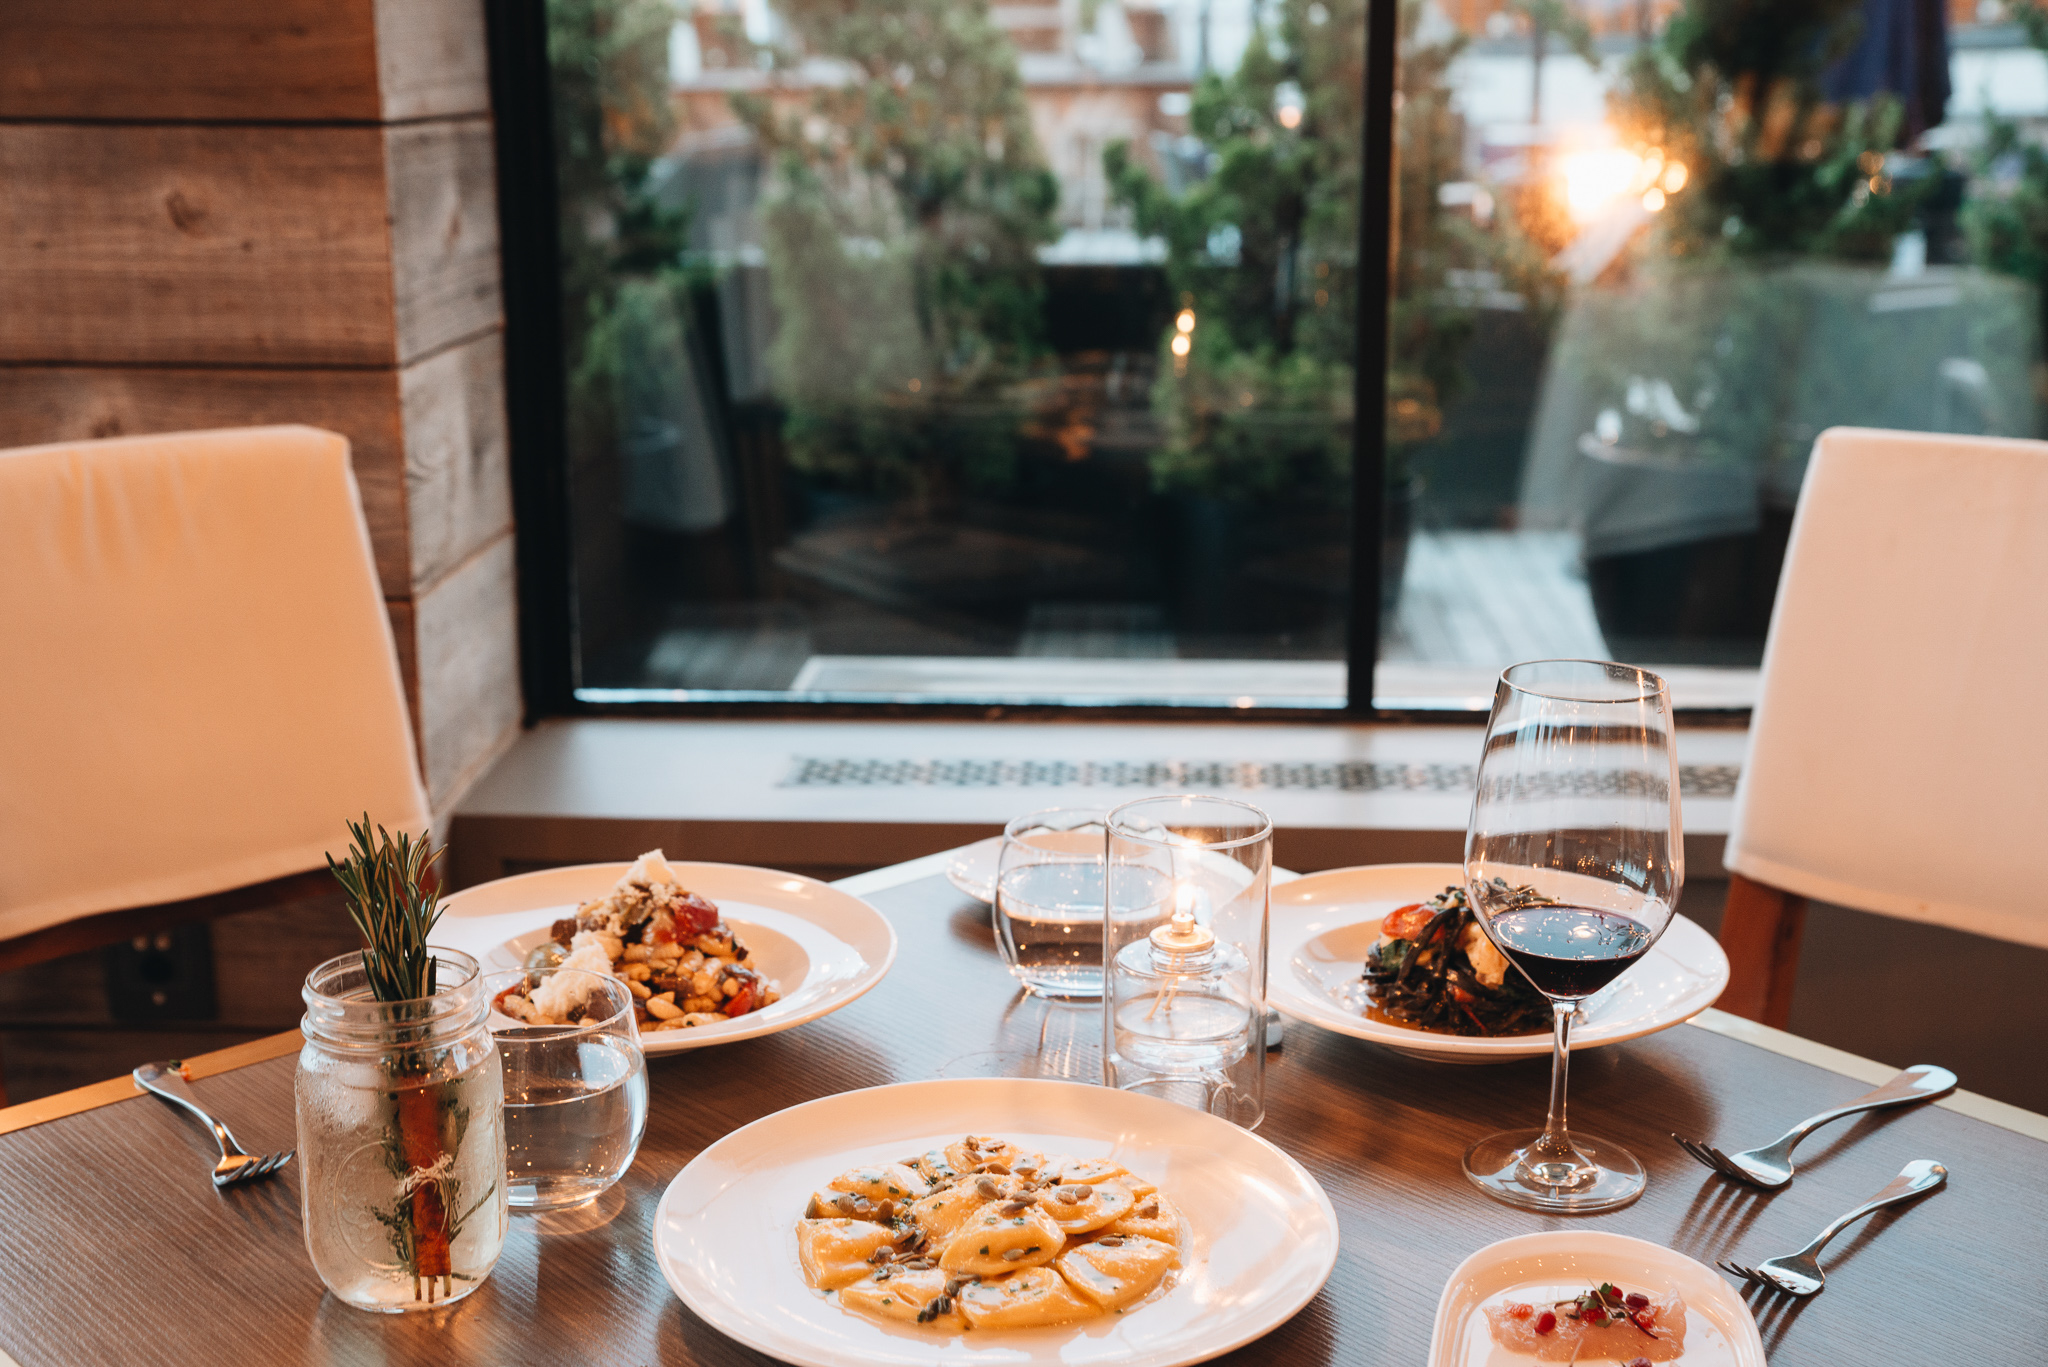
[1625,1292,1649,1311]
[1534,1311,1557,1335]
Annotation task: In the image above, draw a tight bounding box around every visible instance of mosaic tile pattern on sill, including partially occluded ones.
[783,759,1741,799]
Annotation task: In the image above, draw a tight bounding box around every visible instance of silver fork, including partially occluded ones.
[1720,1158,1947,1296]
[1671,1064,1956,1187]
[133,1061,294,1188]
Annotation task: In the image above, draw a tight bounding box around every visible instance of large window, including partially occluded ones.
[1370,0,2044,708]
[499,0,2048,714]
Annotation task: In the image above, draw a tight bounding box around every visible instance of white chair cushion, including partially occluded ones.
[1725,426,2048,947]
[0,426,429,940]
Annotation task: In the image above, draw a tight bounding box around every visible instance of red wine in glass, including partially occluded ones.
[1461,659,1683,1214]
[1488,906,1655,999]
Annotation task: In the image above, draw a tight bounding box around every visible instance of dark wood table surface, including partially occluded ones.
[4,862,2045,1366]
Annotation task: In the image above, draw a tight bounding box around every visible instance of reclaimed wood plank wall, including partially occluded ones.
[0,0,521,812]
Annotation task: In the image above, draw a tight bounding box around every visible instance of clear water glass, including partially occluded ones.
[994,807,1113,998]
[485,969,649,1211]
[1461,659,1683,1213]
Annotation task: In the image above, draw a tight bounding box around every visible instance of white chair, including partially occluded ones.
[1720,426,2048,1025]
[0,426,428,1097]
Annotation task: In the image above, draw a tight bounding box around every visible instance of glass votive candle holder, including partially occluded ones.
[1103,794,1272,1128]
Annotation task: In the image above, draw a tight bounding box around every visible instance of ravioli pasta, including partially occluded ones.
[794,1135,1186,1332]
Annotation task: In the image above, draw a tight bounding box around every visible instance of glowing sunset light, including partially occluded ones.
[1556,140,1687,225]
[1558,146,1645,224]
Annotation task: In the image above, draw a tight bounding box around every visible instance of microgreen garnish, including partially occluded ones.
[1552,1283,1660,1340]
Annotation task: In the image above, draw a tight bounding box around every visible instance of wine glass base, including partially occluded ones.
[1461,1128,1647,1213]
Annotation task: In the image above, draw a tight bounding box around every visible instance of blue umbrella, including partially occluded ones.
[1819,0,1951,140]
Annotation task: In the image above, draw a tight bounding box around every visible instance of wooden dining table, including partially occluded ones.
[3,849,2044,1366]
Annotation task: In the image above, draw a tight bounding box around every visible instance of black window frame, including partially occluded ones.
[485,0,1749,729]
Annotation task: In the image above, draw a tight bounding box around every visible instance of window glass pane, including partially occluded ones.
[548,0,1366,708]
[1379,0,2042,709]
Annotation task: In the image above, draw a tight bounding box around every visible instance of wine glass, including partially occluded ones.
[1461,659,1683,1213]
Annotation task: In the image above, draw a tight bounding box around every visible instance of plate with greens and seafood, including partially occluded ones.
[435,854,896,1054]
[653,1077,1337,1367]
[1269,864,1726,1064]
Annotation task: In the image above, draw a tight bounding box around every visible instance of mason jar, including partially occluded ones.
[296,948,507,1312]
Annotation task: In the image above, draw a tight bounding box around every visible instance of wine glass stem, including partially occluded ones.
[1523,1001,1587,1183]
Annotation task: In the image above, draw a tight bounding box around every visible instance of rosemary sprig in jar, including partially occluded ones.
[328,815,443,1001]
[326,815,463,1303]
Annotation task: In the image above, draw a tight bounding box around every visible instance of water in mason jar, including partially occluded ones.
[297,1054,508,1311]
[503,1034,648,1209]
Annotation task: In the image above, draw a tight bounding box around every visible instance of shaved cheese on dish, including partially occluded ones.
[619,848,676,887]
[529,939,614,1018]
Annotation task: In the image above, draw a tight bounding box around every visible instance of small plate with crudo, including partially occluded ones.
[1428,1230,1764,1367]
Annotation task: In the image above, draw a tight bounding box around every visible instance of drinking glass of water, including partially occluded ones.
[994,807,1112,998]
[485,968,648,1211]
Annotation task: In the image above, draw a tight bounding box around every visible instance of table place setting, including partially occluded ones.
[4,660,2038,1367]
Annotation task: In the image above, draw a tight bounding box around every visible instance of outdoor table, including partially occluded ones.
[3,850,2043,1365]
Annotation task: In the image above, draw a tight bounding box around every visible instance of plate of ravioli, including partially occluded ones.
[653,1077,1339,1367]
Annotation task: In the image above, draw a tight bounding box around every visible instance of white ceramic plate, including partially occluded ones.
[653,1077,1339,1367]
[946,836,1004,903]
[435,861,896,1054]
[1427,1231,1765,1367]
[1271,863,1728,1064]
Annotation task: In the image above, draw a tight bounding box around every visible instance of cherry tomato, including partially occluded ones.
[674,892,719,939]
[1380,903,1433,940]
